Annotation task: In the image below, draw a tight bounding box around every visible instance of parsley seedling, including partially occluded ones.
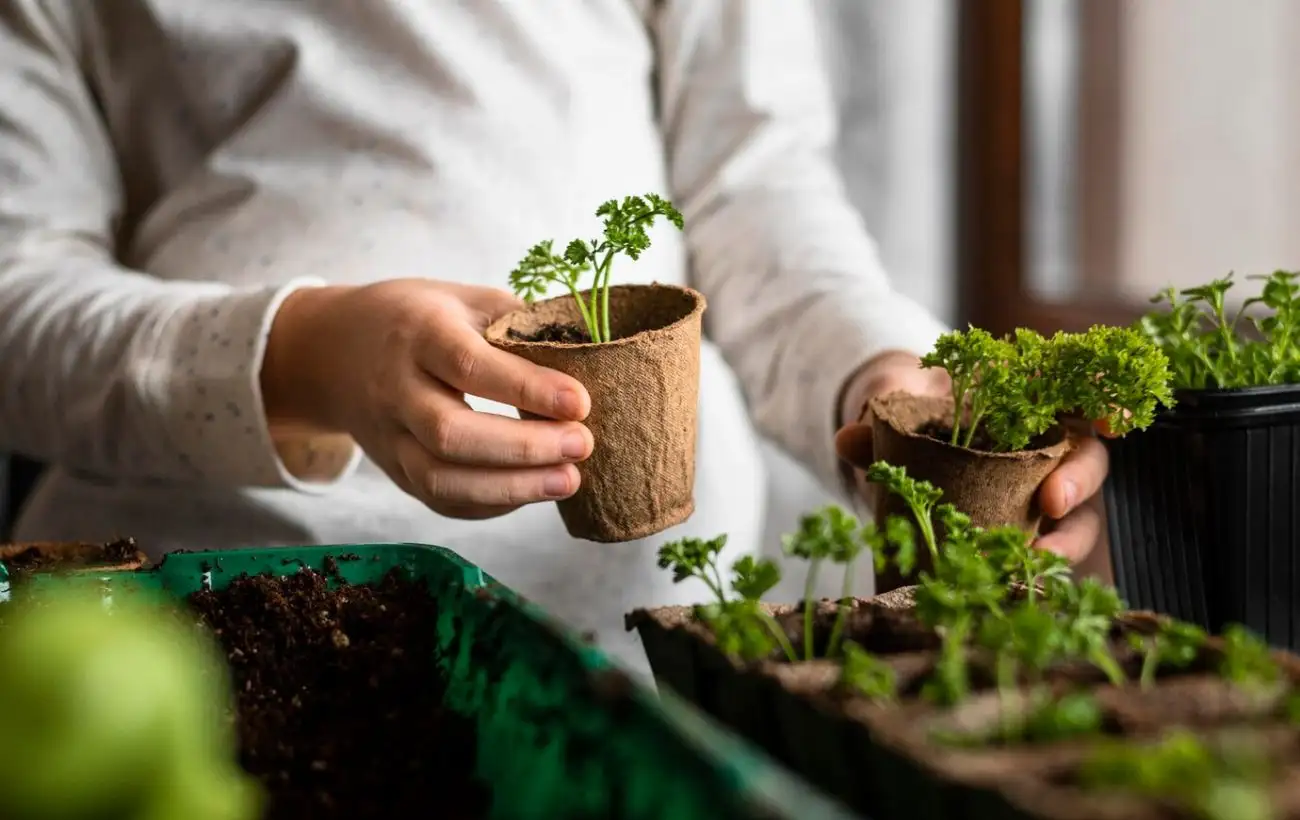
[921,612,973,707]
[1217,624,1281,690]
[656,536,796,662]
[1079,730,1274,820]
[656,535,731,604]
[1127,620,1206,689]
[978,526,1073,604]
[1053,578,1127,687]
[865,461,943,564]
[1141,270,1300,389]
[508,193,684,343]
[783,506,863,660]
[840,641,898,702]
[933,689,1102,747]
[919,325,1174,452]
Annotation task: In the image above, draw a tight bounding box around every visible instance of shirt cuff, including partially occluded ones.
[141,277,362,492]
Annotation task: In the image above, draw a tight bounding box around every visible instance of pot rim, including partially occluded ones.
[868,391,1072,461]
[485,283,706,352]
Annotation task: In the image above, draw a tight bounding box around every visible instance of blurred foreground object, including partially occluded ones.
[0,589,262,820]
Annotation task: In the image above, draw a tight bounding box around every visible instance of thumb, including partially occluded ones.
[835,420,875,468]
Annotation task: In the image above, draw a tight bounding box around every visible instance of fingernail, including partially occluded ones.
[544,472,573,498]
[556,389,584,419]
[1060,479,1078,513]
[561,431,589,460]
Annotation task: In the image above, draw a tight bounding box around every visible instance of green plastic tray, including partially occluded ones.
[3,543,863,820]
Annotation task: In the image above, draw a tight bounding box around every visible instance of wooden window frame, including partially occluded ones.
[955,0,1145,336]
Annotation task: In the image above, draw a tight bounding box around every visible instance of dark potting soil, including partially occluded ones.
[188,563,491,820]
[507,322,592,344]
[1,537,144,575]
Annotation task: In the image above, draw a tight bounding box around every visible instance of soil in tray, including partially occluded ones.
[187,561,491,820]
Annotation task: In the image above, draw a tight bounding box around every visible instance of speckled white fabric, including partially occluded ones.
[0,0,948,677]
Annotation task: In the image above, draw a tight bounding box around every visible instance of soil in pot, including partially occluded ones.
[486,283,706,543]
[187,562,491,819]
[0,537,147,576]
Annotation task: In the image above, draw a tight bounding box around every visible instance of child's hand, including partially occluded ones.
[261,279,594,520]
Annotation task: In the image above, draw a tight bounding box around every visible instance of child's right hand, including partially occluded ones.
[260,279,594,520]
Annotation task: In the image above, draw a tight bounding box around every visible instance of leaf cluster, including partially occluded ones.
[655,535,795,664]
[920,324,1175,452]
[659,458,1287,763]
[507,193,684,343]
[1140,271,1300,390]
[1079,730,1274,820]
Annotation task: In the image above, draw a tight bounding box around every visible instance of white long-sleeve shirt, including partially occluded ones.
[0,0,947,675]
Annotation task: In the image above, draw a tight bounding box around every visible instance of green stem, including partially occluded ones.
[585,253,608,343]
[598,254,615,343]
[949,378,971,446]
[825,558,856,659]
[565,284,600,342]
[910,507,940,566]
[709,563,730,605]
[695,569,727,607]
[962,407,987,450]
[803,558,822,660]
[1090,645,1127,688]
[1140,644,1159,689]
[759,612,798,662]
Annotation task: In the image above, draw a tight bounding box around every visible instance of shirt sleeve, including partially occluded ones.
[0,0,361,490]
[649,0,952,498]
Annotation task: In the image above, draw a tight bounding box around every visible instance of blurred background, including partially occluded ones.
[765,0,1295,599]
[3,0,1291,600]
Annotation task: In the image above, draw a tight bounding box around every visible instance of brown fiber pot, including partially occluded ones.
[842,391,1071,591]
[486,283,706,543]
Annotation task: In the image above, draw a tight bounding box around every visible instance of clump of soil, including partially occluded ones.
[188,562,491,819]
[506,323,592,344]
[0,537,145,576]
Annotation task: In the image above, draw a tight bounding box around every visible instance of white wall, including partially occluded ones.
[1114,0,1300,303]
[758,0,957,602]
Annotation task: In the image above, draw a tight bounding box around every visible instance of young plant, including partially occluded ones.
[1141,271,1300,390]
[978,526,1073,603]
[1019,691,1103,744]
[976,602,1068,738]
[865,461,943,564]
[508,193,684,343]
[1217,624,1282,690]
[781,506,864,660]
[1128,619,1207,689]
[1054,578,1128,687]
[1079,730,1274,820]
[656,535,732,604]
[920,327,1015,448]
[920,612,973,707]
[912,539,1007,631]
[656,536,796,662]
[918,324,1174,452]
[934,689,1103,748]
[839,641,898,702]
[827,515,916,659]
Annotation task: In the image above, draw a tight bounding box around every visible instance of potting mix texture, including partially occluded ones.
[188,561,492,819]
